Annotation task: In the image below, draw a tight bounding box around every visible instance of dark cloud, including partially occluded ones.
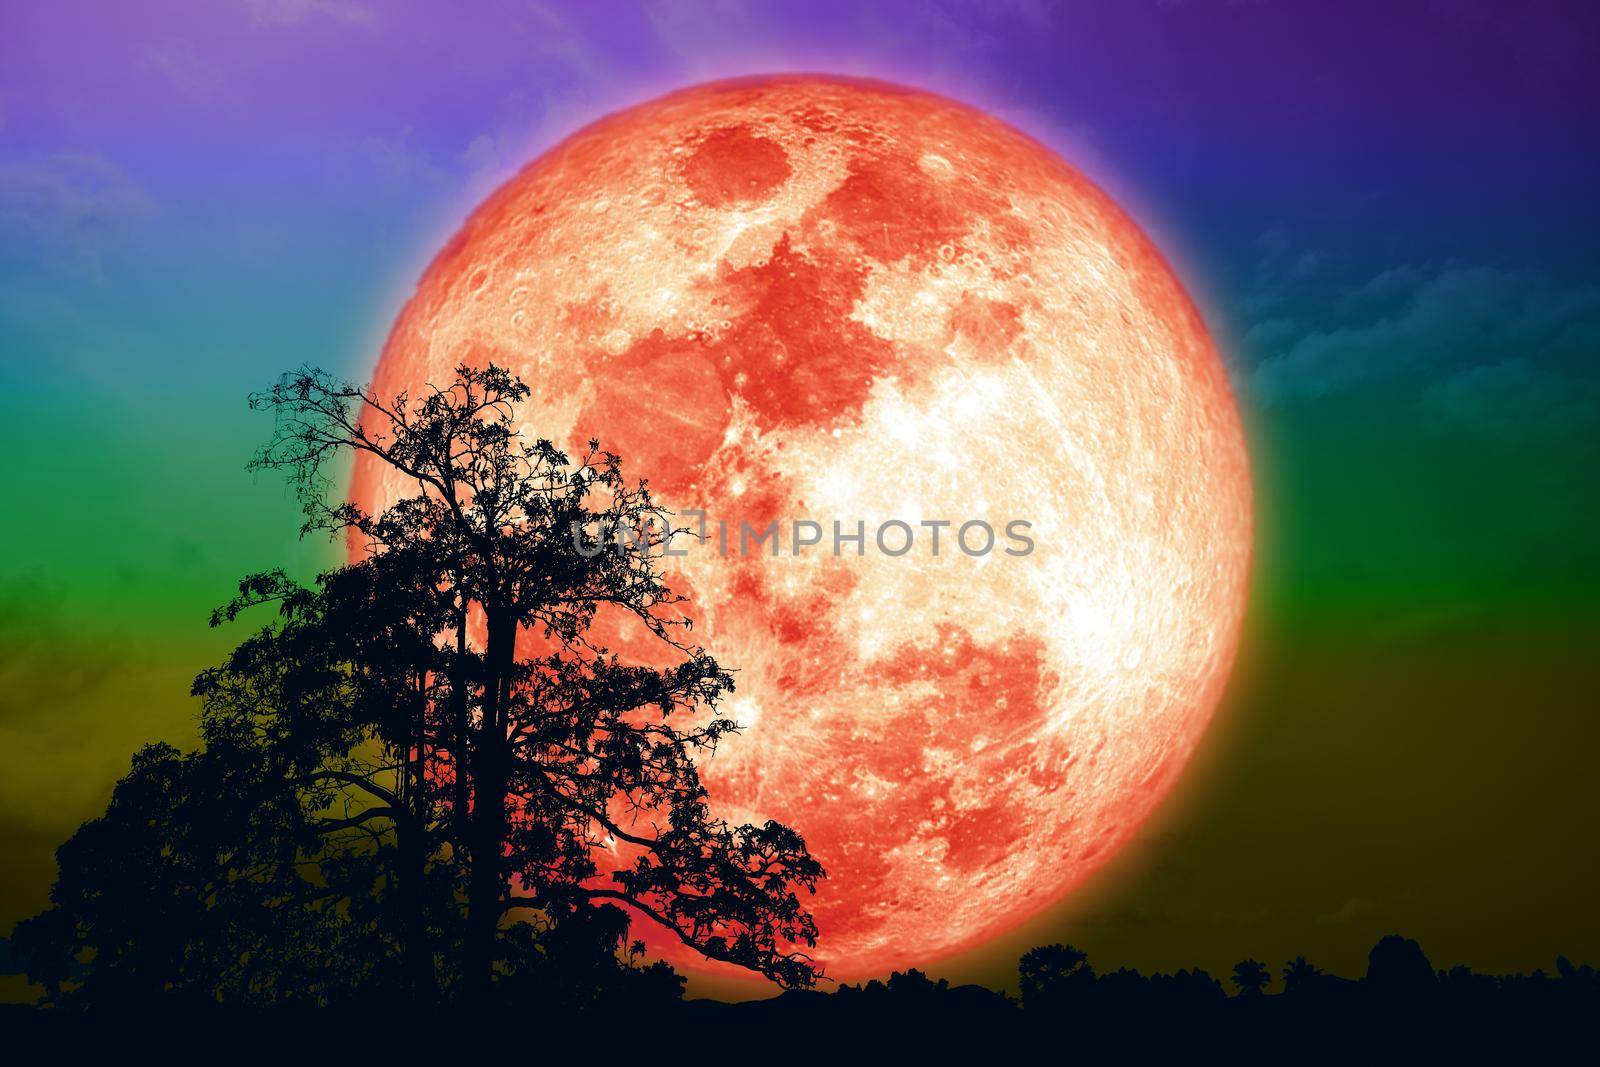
[1249,264,1600,420]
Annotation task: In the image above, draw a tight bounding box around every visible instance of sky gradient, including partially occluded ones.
[2,0,1598,997]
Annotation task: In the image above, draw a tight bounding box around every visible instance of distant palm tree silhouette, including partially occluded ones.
[1282,955,1324,994]
[1231,958,1271,997]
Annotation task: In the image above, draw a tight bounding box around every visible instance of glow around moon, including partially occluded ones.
[355,76,1253,980]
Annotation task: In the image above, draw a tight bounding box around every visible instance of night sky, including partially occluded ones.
[2,0,1598,999]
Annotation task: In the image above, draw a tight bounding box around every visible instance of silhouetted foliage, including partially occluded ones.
[693,936,1593,1055]
[1018,943,1092,1011]
[1231,957,1271,997]
[1281,954,1324,995]
[1366,934,1435,996]
[1002,937,1597,1056]
[13,364,822,1012]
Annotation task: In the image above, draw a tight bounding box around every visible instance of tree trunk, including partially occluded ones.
[451,589,472,838]
[462,607,515,1005]
[395,811,434,1008]
[397,670,435,1010]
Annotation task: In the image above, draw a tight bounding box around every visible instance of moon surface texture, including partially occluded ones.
[355,76,1252,980]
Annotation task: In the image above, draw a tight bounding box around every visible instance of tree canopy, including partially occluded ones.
[14,364,823,1009]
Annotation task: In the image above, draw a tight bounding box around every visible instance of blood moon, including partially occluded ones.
[354,76,1252,980]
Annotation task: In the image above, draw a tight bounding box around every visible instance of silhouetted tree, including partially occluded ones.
[886,968,949,999]
[189,559,470,1006]
[9,738,402,1008]
[1019,943,1094,1010]
[1231,958,1271,997]
[16,363,823,1010]
[1366,934,1434,997]
[1282,955,1324,995]
[1556,955,1597,991]
[1147,967,1227,1008]
[1095,966,1146,1000]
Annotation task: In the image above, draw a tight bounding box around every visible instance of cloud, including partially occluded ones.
[1421,358,1599,439]
[441,0,1103,208]
[141,39,224,93]
[1242,316,1299,348]
[359,129,450,190]
[456,89,610,196]
[635,0,1069,93]
[524,1,613,81]
[1240,227,1324,317]
[1318,897,1381,925]
[0,154,152,277]
[1250,264,1600,411]
[242,0,376,28]
[1069,903,1172,929]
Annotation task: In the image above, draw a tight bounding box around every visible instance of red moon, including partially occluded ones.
[355,76,1252,980]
